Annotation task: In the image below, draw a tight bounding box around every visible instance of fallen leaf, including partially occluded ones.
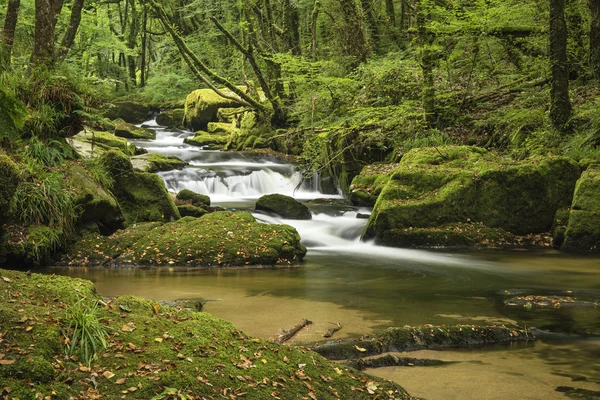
[354,345,367,352]
[103,371,115,379]
[120,323,135,332]
[0,360,15,365]
[25,326,33,332]
[154,337,163,343]
[2,277,12,283]
[115,378,127,385]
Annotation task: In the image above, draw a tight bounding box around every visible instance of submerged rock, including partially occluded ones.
[63,211,306,267]
[563,168,600,252]
[256,194,312,220]
[184,88,243,131]
[363,146,580,248]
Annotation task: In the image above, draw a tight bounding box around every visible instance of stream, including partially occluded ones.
[49,120,600,399]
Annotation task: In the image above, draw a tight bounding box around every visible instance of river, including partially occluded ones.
[47,120,600,399]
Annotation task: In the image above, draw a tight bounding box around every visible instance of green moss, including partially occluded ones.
[256,194,312,220]
[563,168,600,252]
[217,107,239,123]
[176,189,211,207]
[184,131,229,148]
[100,149,133,178]
[62,211,306,267]
[177,205,208,218]
[71,130,137,157]
[156,108,185,127]
[207,121,236,134]
[184,89,242,131]
[114,119,156,140]
[131,153,187,173]
[0,154,20,223]
[103,101,150,124]
[349,164,394,207]
[1,225,64,265]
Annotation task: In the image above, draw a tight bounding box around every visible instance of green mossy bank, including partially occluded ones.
[0,269,410,399]
[62,211,306,267]
[362,146,581,248]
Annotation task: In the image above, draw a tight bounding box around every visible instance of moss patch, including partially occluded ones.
[363,146,581,247]
[563,168,600,252]
[176,189,211,207]
[256,194,312,220]
[349,164,395,207]
[62,211,306,267]
[156,109,185,127]
[69,129,138,157]
[184,89,243,131]
[0,269,410,399]
[103,101,150,124]
[131,153,187,173]
[184,131,230,149]
[114,119,156,140]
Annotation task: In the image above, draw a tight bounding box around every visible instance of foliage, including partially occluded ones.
[21,136,77,167]
[63,297,110,366]
[81,157,115,190]
[0,85,27,141]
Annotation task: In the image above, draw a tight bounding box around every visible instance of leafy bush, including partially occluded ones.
[22,136,76,167]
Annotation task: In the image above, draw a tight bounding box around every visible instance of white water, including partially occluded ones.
[133,120,476,266]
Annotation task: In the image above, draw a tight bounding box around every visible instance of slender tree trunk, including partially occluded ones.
[416,0,436,127]
[590,0,600,80]
[127,0,138,88]
[56,0,85,61]
[549,0,572,132]
[2,0,21,68]
[386,0,396,25]
[360,0,379,50]
[311,0,320,59]
[283,0,300,55]
[338,0,370,66]
[31,0,60,67]
[140,7,147,87]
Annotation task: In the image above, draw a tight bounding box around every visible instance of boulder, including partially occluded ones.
[256,194,312,220]
[131,153,187,173]
[100,150,180,225]
[62,211,307,267]
[184,88,243,131]
[65,165,124,234]
[363,146,581,247]
[562,168,600,252]
[103,101,151,124]
[176,189,211,207]
[114,119,156,140]
[177,205,208,218]
[0,155,20,225]
[184,131,229,149]
[207,122,236,134]
[349,164,394,207]
[156,109,185,127]
[68,129,138,158]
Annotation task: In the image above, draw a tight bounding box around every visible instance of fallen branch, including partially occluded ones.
[345,354,450,370]
[274,319,313,344]
[323,322,343,338]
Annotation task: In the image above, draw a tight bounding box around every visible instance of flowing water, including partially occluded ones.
[48,121,600,399]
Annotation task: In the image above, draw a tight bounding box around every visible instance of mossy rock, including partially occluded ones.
[176,189,211,207]
[114,119,156,140]
[63,212,307,267]
[349,164,395,207]
[183,131,229,149]
[184,88,243,131]
[0,155,20,225]
[156,108,185,127]
[100,150,180,225]
[0,268,409,399]
[256,194,312,220]
[65,164,124,233]
[217,107,239,123]
[103,101,150,124]
[177,205,208,218]
[364,146,581,247]
[563,168,600,252]
[131,153,187,173]
[207,121,236,134]
[0,225,63,265]
[69,129,138,157]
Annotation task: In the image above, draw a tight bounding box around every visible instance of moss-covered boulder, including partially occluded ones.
[562,168,600,252]
[0,155,20,225]
[177,204,208,218]
[217,107,239,123]
[113,119,156,140]
[156,108,185,127]
[256,194,312,220]
[131,153,187,173]
[69,129,139,157]
[100,150,180,225]
[103,101,150,124]
[363,146,581,247]
[176,189,211,207]
[184,88,243,131]
[0,269,409,399]
[207,121,236,134]
[349,164,394,207]
[183,131,229,149]
[63,212,307,266]
[65,164,124,233]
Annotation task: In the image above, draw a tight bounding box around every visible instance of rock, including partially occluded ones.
[0,155,20,225]
[114,119,156,140]
[62,211,307,267]
[184,131,229,149]
[100,150,180,225]
[177,205,208,218]
[184,88,243,131]
[176,189,211,207]
[217,107,239,123]
[131,153,187,173]
[563,168,600,252]
[363,146,581,247]
[65,165,124,234]
[68,129,138,157]
[156,109,185,127]
[349,164,394,207]
[103,101,151,124]
[207,122,236,134]
[256,194,312,220]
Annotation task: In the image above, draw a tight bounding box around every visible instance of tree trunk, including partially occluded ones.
[283,0,300,55]
[590,0,600,80]
[31,0,60,67]
[338,0,370,66]
[386,0,396,25]
[549,0,572,132]
[311,0,320,59]
[2,0,21,68]
[416,0,436,127]
[56,0,85,61]
[140,7,147,87]
[360,0,379,50]
[127,0,138,88]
